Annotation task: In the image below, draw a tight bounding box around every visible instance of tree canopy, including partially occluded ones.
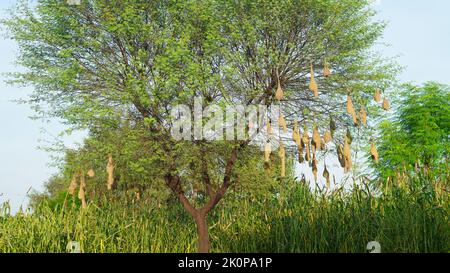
[3,0,398,252]
[376,82,450,178]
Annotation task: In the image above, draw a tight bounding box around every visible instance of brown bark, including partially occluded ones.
[194,213,209,253]
[165,145,245,253]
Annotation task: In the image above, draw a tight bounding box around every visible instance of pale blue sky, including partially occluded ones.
[1,0,449,212]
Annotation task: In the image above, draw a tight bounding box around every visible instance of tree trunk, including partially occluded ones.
[194,213,209,253]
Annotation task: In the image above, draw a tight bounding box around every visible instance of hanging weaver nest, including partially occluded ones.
[303,126,311,162]
[343,136,352,173]
[323,62,331,77]
[78,171,87,209]
[312,154,318,182]
[275,76,284,101]
[370,142,379,163]
[360,106,367,126]
[312,126,322,151]
[346,129,353,145]
[374,88,382,103]
[68,174,78,196]
[309,64,319,98]
[382,97,390,111]
[292,120,301,146]
[257,62,390,179]
[330,118,337,137]
[323,130,333,144]
[323,164,330,190]
[297,144,305,164]
[346,95,358,125]
[337,144,345,168]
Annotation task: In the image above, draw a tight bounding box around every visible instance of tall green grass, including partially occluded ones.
[0,176,448,253]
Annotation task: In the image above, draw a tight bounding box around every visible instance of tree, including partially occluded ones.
[375,82,450,178]
[3,0,396,252]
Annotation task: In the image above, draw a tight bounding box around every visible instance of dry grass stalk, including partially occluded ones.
[382,97,390,111]
[264,142,272,162]
[374,88,382,102]
[87,169,95,178]
[309,64,319,98]
[107,154,115,191]
[434,182,444,198]
[278,141,286,178]
[135,191,141,201]
[370,142,379,163]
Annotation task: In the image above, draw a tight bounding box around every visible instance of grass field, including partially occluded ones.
[1,176,448,253]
